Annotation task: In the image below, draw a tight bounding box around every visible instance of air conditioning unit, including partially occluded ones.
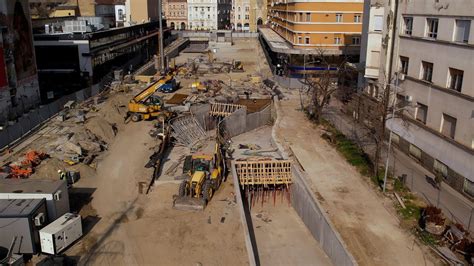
[53,190,62,201]
[34,213,45,226]
[404,95,413,102]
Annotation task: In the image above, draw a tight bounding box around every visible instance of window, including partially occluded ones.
[352,36,360,45]
[434,160,448,178]
[441,113,456,139]
[409,144,422,161]
[334,37,341,44]
[448,68,463,92]
[208,14,210,19]
[305,37,310,44]
[426,18,439,39]
[421,61,433,82]
[300,13,303,22]
[306,13,311,22]
[455,20,471,43]
[354,14,361,23]
[336,13,343,23]
[245,6,249,12]
[238,15,240,19]
[245,14,249,20]
[403,17,413,35]
[464,178,474,197]
[416,103,428,124]
[298,36,302,44]
[208,7,210,11]
[400,56,409,74]
[195,7,198,11]
[392,133,400,145]
[374,15,383,31]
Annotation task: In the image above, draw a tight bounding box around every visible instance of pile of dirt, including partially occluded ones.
[85,117,117,143]
[32,157,96,181]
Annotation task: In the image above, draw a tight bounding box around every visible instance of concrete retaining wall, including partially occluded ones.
[222,104,272,137]
[291,166,358,266]
[0,85,106,150]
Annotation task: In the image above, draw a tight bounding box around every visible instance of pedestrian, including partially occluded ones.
[58,170,66,181]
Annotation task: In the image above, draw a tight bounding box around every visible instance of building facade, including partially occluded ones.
[188,0,218,30]
[0,0,40,125]
[267,0,363,52]
[218,0,232,30]
[166,0,187,30]
[360,0,474,197]
[232,0,250,31]
[125,0,160,24]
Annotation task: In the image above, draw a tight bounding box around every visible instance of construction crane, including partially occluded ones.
[127,73,176,122]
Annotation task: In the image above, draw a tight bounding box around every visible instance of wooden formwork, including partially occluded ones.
[209,102,245,117]
[234,160,292,186]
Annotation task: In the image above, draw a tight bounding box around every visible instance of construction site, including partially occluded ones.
[0,35,448,266]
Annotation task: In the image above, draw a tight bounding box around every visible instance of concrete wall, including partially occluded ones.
[291,165,357,266]
[220,104,272,138]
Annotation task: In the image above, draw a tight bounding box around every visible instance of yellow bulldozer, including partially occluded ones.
[173,142,226,211]
[127,72,177,122]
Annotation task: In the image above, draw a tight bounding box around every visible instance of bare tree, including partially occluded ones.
[299,49,352,123]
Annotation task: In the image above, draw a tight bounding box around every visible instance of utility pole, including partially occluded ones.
[158,0,165,73]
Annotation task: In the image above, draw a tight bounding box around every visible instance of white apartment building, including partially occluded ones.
[188,0,218,30]
[360,0,474,197]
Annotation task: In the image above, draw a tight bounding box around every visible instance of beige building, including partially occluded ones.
[360,0,474,197]
[125,0,160,23]
[165,0,187,30]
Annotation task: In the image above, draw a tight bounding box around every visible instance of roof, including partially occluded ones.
[0,179,65,194]
[0,198,45,217]
[40,213,80,234]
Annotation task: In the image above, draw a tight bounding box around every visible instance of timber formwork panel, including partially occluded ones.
[209,102,245,117]
[235,160,292,186]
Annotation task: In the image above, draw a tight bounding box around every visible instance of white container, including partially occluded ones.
[40,213,83,255]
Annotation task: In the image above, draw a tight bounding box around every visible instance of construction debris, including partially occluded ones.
[170,115,207,148]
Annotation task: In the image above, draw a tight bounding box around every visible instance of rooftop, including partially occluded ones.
[0,198,45,217]
[0,179,65,194]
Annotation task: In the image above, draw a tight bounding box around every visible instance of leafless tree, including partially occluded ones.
[299,49,353,123]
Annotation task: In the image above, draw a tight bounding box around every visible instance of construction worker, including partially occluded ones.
[58,170,66,181]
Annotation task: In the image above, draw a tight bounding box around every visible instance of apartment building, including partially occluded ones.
[250,0,267,32]
[360,0,474,198]
[218,0,232,30]
[188,0,218,30]
[166,0,187,30]
[232,0,251,31]
[267,0,363,52]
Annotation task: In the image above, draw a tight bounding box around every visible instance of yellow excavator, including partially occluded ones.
[127,73,176,122]
[173,142,226,211]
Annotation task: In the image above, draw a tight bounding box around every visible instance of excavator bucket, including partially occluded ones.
[172,196,206,211]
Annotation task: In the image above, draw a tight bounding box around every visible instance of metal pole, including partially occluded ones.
[383,79,399,193]
[158,0,165,72]
[468,208,473,230]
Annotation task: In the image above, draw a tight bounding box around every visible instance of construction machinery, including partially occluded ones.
[190,81,208,93]
[231,60,244,72]
[127,73,177,122]
[173,142,226,211]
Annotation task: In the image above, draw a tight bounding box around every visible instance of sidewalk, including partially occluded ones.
[273,95,438,265]
[324,101,474,233]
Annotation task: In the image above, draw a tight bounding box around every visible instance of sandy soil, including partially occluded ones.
[273,94,440,266]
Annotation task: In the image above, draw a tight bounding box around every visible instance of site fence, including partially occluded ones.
[173,30,259,39]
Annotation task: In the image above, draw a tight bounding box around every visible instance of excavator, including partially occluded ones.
[173,141,227,211]
[127,72,178,122]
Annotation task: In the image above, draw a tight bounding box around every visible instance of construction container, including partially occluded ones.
[0,179,70,221]
[0,198,48,254]
[40,213,82,255]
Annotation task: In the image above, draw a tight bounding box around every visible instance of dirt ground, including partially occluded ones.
[273,92,441,266]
